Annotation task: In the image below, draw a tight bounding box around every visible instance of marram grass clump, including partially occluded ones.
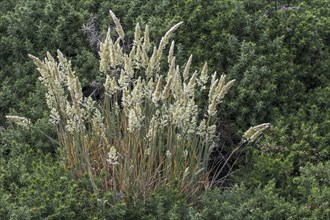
[26,11,269,200]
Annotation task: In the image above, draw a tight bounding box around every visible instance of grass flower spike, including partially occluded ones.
[6,115,31,128]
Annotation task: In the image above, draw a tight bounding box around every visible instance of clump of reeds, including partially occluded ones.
[27,11,269,200]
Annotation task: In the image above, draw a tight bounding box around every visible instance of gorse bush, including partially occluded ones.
[26,11,269,200]
[1,140,328,219]
[2,1,329,218]
[0,140,128,219]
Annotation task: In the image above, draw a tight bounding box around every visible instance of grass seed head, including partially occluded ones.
[109,10,125,40]
[6,115,31,128]
[107,146,119,165]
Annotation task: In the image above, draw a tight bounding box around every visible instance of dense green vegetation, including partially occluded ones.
[1,0,329,218]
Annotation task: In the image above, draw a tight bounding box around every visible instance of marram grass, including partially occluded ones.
[24,11,269,201]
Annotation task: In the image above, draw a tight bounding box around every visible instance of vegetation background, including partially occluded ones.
[0,0,329,219]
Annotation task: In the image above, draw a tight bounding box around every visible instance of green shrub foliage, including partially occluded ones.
[0,0,100,124]
[1,0,329,218]
[1,142,329,219]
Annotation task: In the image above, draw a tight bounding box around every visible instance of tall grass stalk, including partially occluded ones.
[28,11,269,200]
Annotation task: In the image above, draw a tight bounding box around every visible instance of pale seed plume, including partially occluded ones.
[109,10,125,40]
